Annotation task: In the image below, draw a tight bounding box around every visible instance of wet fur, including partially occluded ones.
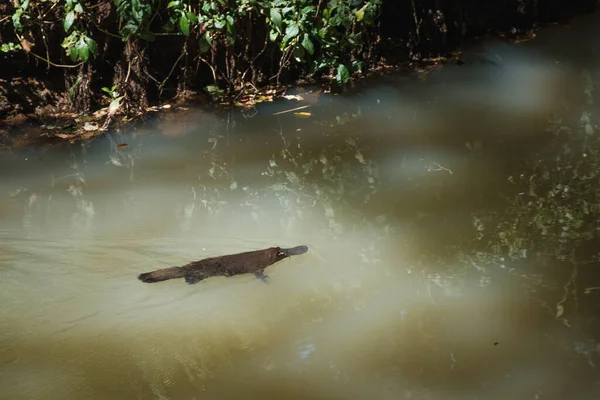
[138,246,306,284]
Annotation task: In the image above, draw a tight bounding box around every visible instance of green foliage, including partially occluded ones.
[167,1,198,36]
[113,0,156,41]
[63,0,84,32]
[62,31,98,62]
[101,86,124,113]
[1,43,22,53]
[11,0,30,32]
[262,0,381,84]
[68,76,82,103]
[2,0,382,108]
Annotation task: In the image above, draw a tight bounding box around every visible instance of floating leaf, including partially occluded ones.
[294,111,311,118]
[355,150,366,164]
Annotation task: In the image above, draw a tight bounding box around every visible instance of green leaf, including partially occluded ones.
[179,16,189,35]
[214,18,226,29]
[187,12,198,24]
[351,60,363,73]
[109,98,121,113]
[74,4,83,13]
[225,15,235,34]
[204,85,221,94]
[269,29,279,42]
[12,10,23,31]
[68,46,78,62]
[301,34,314,55]
[284,22,299,42]
[336,64,350,85]
[270,8,282,30]
[76,38,89,62]
[199,34,211,53]
[355,4,368,22]
[64,11,75,32]
[167,1,179,8]
[85,37,98,59]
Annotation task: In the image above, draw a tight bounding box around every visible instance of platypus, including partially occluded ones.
[138,245,308,284]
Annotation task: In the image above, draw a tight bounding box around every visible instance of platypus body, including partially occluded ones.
[138,245,308,284]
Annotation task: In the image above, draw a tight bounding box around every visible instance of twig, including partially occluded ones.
[28,50,83,68]
[14,31,83,68]
[197,56,217,84]
[427,162,453,174]
[272,105,311,116]
[159,44,186,95]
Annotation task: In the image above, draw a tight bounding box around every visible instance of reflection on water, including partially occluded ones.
[2,14,600,400]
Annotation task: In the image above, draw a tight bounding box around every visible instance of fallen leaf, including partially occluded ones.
[293,111,311,118]
[282,94,304,101]
[20,38,35,53]
[116,143,129,149]
[355,150,366,164]
[54,133,75,139]
[83,122,99,131]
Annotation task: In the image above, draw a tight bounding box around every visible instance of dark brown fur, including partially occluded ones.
[138,245,308,284]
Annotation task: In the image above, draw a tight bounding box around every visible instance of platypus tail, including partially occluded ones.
[138,266,186,283]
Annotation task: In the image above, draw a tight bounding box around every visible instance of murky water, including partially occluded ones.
[3,14,600,400]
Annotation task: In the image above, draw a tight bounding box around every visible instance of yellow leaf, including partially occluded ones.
[355,4,368,21]
[293,111,311,118]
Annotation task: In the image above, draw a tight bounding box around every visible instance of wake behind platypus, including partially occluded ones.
[138,245,308,284]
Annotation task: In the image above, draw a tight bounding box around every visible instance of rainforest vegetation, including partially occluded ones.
[0,0,597,128]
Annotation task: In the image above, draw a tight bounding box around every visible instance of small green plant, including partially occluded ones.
[63,0,84,33]
[61,31,98,62]
[1,43,22,53]
[263,0,381,85]
[113,0,156,41]
[167,1,199,35]
[11,0,30,32]
[68,76,83,103]
[101,86,124,113]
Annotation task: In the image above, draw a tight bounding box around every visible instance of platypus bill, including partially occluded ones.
[138,245,308,285]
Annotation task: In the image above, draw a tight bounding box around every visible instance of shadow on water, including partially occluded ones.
[2,12,600,400]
